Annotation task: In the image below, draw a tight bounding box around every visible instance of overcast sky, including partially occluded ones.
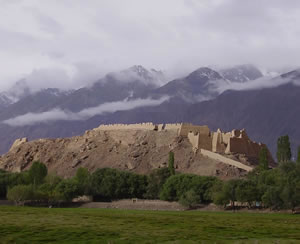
[1,0,300,92]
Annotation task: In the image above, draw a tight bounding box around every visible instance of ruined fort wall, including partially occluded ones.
[157,124,164,131]
[179,124,210,137]
[222,132,231,145]
[96,123,157,131]
[200,149,253,172]
[199,134,213,151]
[164,123,182,131]
[188,132,200,149]
[212,132,226,153]
[226,137,265,159]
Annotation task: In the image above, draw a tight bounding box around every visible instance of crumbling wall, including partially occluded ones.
[199,133,213,151]
[188,132,200,149]
[226,137,267,158]
[212,130,227,153]
[224,129,272,162]
[164,123,182,131]
[96,123,157,131]
[179,124,210,137]
[157,124,164,131]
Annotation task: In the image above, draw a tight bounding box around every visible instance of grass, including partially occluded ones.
[0,206,300,243]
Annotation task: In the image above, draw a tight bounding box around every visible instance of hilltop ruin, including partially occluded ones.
[0,122,274,178]
[96,122,273,165]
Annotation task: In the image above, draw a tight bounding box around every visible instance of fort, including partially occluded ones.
[96,122,273,169]
[2,122,273,176]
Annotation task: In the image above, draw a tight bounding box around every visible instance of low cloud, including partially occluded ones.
[214,71,300,94]
[2,96,169,126]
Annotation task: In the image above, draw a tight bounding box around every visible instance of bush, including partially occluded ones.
[145,168,171,199]
[75,167,91,195]
[28,161,48,186]
[55,179,80,201]
[160,174,217,203]
[179,190,201,209]
[0,171,30,199]
[7,185,35,205]
[91,168,147,200]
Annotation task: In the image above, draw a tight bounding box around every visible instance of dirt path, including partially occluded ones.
[80,199,185,211]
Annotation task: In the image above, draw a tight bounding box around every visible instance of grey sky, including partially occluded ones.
[0,0,300,91]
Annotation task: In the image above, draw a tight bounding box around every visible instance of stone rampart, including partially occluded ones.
[200,149,253,172]
[187,132,200,149]
[212,130,227,153]
[179,124,210,137]
[164,123,182,131]
[96,123,157,131]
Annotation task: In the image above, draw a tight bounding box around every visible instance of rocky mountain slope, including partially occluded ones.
[219,64,263,83]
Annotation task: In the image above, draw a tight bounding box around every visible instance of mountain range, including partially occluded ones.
[0,64,298,159]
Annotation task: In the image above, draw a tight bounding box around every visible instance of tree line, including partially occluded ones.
[0,136,300,210]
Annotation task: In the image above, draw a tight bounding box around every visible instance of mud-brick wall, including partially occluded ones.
[97,123,156,131]
[179,124,210,137]
[226,137,262,158]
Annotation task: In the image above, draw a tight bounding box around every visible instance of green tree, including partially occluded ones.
[223,179,241,208]
[90,168,147,200]
[75,167,91,195]
[259,147,269,170]
[236,180,258,207]
[179,190,201,209]
[276,135,292,163]
[145,168,171,199]
[297,146,300,164]
[160,174,216,203]
[38,173,62,202]
[211,181,229,207]
[168,151,175,176]
[55,179,80,201]
[28,161,48,186]
[7,185,34,205]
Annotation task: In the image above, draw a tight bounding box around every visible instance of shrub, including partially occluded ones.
[7,185,35,205]
[145,168,171,199]
[55,179,80,201]
[160,174,217,203]
[28,161,48,186]
[91,168,147,200]
[179,190,201,209]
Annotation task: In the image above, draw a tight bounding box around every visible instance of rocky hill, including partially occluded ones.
[0,123,273,179]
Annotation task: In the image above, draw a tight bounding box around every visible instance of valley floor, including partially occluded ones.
[0,206,299,243]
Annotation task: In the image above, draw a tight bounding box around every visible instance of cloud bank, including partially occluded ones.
[214,71,300,93]
[0,0,300,91]
[2,96,169,126]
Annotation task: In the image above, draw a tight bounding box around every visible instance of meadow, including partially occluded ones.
[0,206,300,243]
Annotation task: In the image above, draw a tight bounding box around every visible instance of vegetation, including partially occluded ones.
[2,139,300,211]
[160,174,217,204]
[276,135,292,163]
[0,207,300,243]
[144,167,171,199]
[168,151,175,175]
[28,161,48,186]
[212,162,300,210]
[259,147,269,170]
[90,168,147,200]
[297,146,300,164]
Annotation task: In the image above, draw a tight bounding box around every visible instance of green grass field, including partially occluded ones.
[0,206,300,243]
